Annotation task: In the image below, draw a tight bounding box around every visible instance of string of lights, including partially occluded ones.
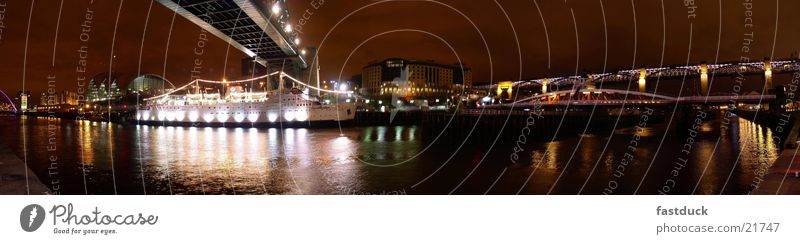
[143,71,352,101]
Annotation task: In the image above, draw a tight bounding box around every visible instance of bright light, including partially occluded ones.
[765,69,773,76]
[365,99,370,103]
[294,38,300,45]
[188,111,199,122]
[203,114,215,123]
[284,111,295,121]
[378,100,383,105]
[271,3,281,15]
[339,84,349,91]
[268,113,278,122]
[301,49,307,55]
[345,99,351,103]
[216,113,229,123]
[234,113,246,123]
[284,24,292,33]
[175,111,185,121]
[295,110,308,121]
[248,113,260,123]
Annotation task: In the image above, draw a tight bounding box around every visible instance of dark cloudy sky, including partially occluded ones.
[0,0,798,98]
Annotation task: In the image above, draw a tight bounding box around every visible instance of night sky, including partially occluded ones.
[0,0,798,100]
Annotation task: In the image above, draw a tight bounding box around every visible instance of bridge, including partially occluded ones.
[0,89,17,113]
[481,88,776,110]
[157,0,307,75]
[478,59,800,96]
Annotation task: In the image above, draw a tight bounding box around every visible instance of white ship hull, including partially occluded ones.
[136,92,356,126]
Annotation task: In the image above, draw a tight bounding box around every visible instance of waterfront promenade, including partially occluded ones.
[0,145,49,194]
[752,148,800,194]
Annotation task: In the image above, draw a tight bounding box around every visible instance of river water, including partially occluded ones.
[0,113,778,195]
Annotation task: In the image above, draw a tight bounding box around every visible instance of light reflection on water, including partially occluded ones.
[503,116,779,195]
[0,114,781,195]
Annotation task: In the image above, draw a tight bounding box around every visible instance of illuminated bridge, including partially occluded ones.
[479,59,800,96]
[158,0,307,73]
[0,89,17,113]
[481,88,776,110]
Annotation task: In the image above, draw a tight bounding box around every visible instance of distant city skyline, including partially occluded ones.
[1,0,799,100]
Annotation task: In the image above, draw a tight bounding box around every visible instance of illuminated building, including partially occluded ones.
[87,73,122,102]
[360,58,472,102]
[128,74,176,96]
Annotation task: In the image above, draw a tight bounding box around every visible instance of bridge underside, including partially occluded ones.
[158,0,306,72]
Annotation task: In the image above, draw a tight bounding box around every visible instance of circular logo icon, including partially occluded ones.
[20,204,45,232]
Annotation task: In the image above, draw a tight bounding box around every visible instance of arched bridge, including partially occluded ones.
[481,88,775,109]
[0,89,17,113]
[478,59,800,96]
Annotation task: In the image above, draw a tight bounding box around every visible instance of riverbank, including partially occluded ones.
[751,148,800,194]
[0,144,50,194]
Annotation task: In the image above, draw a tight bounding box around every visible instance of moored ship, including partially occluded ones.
[136,72,356,127]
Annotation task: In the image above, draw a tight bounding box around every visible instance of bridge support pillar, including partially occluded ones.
[764,59,774,94]
[769,84,786,116]
[638,68,647,92]
[675,105,690,134]
[541,79,548,94]
[700,63,709,96]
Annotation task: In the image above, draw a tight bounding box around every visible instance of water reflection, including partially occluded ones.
[0,114,781,195]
